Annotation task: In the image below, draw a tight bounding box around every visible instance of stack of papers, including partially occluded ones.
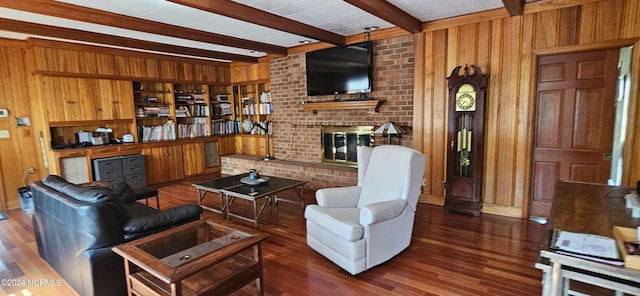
[551,229,624,266]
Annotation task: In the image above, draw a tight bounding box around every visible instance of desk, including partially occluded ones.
[536,181,640,295]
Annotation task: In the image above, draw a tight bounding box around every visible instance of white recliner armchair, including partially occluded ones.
[304,145,427,275]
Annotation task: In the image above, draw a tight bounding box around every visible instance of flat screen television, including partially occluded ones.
[305,41,373,96]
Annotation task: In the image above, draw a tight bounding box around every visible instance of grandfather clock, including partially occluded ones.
[444,65,488,216]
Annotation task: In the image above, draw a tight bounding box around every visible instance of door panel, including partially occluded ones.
[536,91,563,148]
[530,49,619,218]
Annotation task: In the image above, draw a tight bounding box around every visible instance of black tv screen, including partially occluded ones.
[305,41,373,96]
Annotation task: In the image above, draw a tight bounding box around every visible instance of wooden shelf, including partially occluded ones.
[49,119,133,127]
[299,99,385,114]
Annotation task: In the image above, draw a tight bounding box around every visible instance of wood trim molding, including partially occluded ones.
[422,9,510,32]
[422,0,602,33]
[288,27,411,55]
[299,100,386,114]
[524,0,602,14]
[533,38,639,56]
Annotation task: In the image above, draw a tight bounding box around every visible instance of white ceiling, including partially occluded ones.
[0,0,540,62]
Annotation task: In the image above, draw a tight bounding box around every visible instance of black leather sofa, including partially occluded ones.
[31,175,203,296]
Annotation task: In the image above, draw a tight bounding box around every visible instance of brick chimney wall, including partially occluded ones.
[268,35,415,163]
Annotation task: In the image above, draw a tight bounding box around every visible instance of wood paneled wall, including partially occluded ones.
[0,40,41,210]
[413,0,640,217]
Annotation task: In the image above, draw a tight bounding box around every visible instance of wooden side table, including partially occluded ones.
[113,220,269,296]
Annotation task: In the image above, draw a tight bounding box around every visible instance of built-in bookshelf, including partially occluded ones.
[210,84,238,135]
[233,80,272,134]
[131,81,254,141]
[174,83,210,139]
[133,81,176,142]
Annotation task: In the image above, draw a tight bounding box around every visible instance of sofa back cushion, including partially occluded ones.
[108,181,136,203]
[43,175,131,224]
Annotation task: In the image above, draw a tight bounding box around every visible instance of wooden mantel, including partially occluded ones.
[299,99,386,114]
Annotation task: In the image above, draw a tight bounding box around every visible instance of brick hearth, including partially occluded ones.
[221,154,357,190]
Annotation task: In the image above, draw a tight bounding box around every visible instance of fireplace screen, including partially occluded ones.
[322,126,373,166]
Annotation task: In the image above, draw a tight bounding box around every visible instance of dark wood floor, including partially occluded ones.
[0,173,553,296]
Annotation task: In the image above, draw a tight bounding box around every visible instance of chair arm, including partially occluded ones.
[360,199,407,225]
[122,204,202,240]
[316,186,361,208]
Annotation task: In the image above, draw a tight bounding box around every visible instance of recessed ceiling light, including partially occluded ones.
[364,26,380,31]
[299,40,313,44]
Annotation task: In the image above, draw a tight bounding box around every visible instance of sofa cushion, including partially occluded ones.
[43,175,131,224]
[109,181,136,203]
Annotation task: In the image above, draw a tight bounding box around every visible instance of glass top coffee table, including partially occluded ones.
[112,219,269,296]
[193,174,306,228]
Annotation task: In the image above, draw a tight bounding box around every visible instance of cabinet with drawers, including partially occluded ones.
[120,154,147,188]
[92,154,147,188]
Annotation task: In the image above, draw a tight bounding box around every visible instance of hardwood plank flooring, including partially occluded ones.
[0,173,555,295]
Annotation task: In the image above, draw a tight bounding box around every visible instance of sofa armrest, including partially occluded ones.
[360,199,407,225]
[315,186,361,208]
[80,246,128,296]
[122,204,202,240]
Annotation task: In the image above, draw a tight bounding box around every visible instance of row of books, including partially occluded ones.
[175,94,206,104]
[242,102,272,115]
[211,103,232,116]
[177,123,209,138]
[137,122,176,142]
[211,120,240,135]
[136,119,273,139]
[176,105,209,117]
[136,106,171,118]
[213,94,229,102]
[259,91,272,103]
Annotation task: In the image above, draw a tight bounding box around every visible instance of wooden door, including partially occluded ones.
[530,49,619,218]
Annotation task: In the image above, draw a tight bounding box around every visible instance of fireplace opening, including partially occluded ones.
[322,126,373,167]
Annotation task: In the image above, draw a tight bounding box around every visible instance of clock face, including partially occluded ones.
[456,93,475,110]
[455,84,477,111]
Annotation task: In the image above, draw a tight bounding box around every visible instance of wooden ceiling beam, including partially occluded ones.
[344,0,422,34]
[0,0,287,55]
[502,0,525,16]
[168,0,345,46]
[0,18,258,63]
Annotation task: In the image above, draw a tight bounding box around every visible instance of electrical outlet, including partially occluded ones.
[421,178,426,187]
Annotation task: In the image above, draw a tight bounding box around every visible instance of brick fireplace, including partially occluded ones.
[322,125,373,167]
[222,34,415,189]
